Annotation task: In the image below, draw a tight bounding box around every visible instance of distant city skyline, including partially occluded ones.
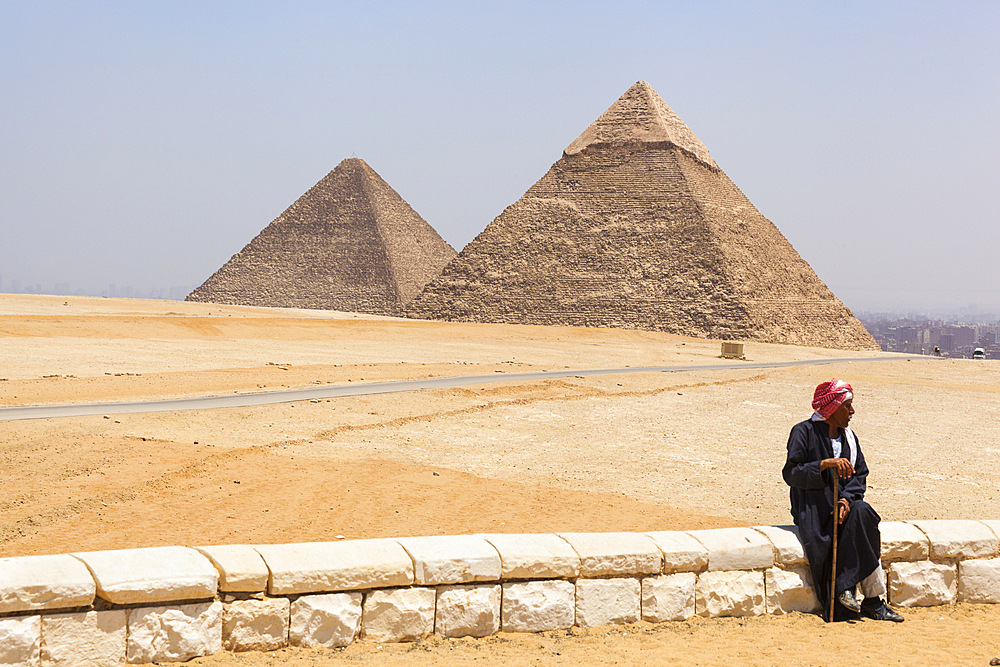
[2,2,998,315]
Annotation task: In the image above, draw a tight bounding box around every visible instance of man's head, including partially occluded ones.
[812,378,853,421]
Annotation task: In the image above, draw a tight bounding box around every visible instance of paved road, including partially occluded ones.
[0,356,921,421]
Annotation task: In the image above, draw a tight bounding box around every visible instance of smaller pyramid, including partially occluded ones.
[187,158,456,315]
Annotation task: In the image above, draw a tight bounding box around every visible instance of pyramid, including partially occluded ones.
[408,81,877,349]
[187,158,456,315]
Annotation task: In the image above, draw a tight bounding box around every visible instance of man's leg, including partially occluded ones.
[856,544,903,622]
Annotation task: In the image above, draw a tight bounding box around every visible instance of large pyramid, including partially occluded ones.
[187,158,456,315]
[408,82,877,349]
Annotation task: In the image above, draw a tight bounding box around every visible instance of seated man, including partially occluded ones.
[782,379,903,622]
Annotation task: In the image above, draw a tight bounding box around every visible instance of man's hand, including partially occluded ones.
[837,498,850,524]
[821,457,854,478]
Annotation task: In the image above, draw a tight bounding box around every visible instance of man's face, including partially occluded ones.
[828,398,854,430]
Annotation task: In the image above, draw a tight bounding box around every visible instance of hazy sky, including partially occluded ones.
[2,1,998,314]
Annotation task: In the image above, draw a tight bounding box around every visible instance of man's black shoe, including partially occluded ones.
[861,597,904,622]
[837,588,861,612]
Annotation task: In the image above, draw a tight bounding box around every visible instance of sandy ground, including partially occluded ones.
[2,293,999,665]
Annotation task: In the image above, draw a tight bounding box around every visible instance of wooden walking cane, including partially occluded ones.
[829,472,839,622]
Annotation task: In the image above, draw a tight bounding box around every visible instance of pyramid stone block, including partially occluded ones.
[409,81,875,350]
[434,583,501,638]
[888,561,956,607]
[644,531,708,573]
[188,158,455,315]
[40,610,126,667]
[0,554,95,613]
[223,598,290,652]
[575,577,641,627]
[765,566,820,614]
[361,588,435,643]
[695,571,765,618]
[126,601,223,663]
[289,592,362,649]
[500,580,575,633]
[641,572,696,622]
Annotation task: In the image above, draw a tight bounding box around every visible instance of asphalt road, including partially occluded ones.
[0,356,920,422]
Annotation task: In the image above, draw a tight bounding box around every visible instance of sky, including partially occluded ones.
[2,1,998,315]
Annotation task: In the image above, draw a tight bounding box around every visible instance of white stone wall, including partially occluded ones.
[0,520,998,663]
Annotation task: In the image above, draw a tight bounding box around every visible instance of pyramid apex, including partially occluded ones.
[564,81,717,168]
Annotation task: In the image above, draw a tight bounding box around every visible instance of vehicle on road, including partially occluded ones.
[973,347,986,360]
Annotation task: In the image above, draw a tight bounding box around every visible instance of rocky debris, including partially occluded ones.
[187,158,456,315]
[408,81,877,350]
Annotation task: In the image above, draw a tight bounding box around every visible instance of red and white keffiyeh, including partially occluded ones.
[811,378,853,419]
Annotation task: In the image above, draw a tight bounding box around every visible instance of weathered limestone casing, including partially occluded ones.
[888,561,957,607]
[696,571,765,617]
[255,540,413,595]
[0,555,96,614]
[557,533,661,577]
[223,598,290,652]
[575,578,641,627]
[194,546,269,593]
[72,547,218,605]
[501,580,575,633]
[126,601,223,663]
[689,528,774,571]
[40,610,126,667]
[434,584,501,638]
[644,532,709,572]
[641,572,696,622]
[481,534,580,579]
[361,588,435,643]
[765,567,819,614]
[289,592,362,649]
[395,536,501,585]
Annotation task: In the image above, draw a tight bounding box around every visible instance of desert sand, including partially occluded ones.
[2,293,999,665]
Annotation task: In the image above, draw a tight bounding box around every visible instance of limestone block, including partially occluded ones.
[435,584,501,638]
[909,520,999,560]
[958,558,1000,604]
[126,601,223,663]
[557,533,661,577]
[481,534,580,579]
[643,532,708,573]
[765,567,819,615]
[695,571,765,618]
[71,547,217,605]
[0,615,39,667]
[575,578,640,628]
[689,528,773,571]
[255,540,412,595]
[981,520,1000,541]
[223,597,290,652]
[501,580,575,633]
[0,554,96,614]
[879,521,930,562]
[395,536,501,585]
[40,610,126,666]
[751,526,806,566]
[194,545,269,593]
[361,588,435,643]
[888,561,956,607]
[289,593,362,649]
[641,573,696,622]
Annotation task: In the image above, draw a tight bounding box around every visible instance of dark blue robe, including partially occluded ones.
[782,418,882,621]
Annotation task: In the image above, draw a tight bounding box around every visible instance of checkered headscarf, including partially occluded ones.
[811,378,853,420]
